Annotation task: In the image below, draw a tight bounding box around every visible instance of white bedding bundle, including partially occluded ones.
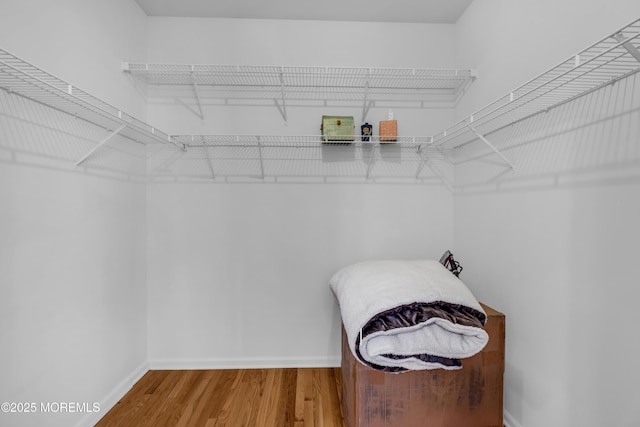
[330,259,489,372]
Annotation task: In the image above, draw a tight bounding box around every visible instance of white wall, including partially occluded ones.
[147,183,453,368]
[143,18,458,137]
[145,18,456,67]
[0,1,149,426]
[454,2,640,426]
[144,18,457,368]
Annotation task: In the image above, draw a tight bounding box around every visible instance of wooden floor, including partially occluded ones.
[95,368,344,427]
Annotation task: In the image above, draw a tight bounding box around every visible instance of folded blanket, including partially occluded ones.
[329,259,488,372]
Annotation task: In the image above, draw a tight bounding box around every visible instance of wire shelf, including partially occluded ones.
[433,18,640,149]
[0,48,180,149]
[148,135,452,184]
[172,134,434,147]
[122,63,476,105]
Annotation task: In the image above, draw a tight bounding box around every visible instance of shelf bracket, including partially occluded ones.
[414,139,432,178]
[201,137,216,180]
[273,99,287,122]
[257,136,265,179]
[425,158,454,192]
[414,144,453,188]
[365,142,378,179]
[362,100,374,124]
[149,147,183,176]
[75,123,127,167]
[361,78,371,122]
[190,72,204,120]
[613,32,640,63]
[469,126,515,170]
[274,69,287,122]
[415,156,427,179]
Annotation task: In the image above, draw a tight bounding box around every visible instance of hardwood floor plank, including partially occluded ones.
[177,375,211,424]
[186,371,220,425]
[304,399,314,427]
[255,369,279,426]
[227,377,255,426]
[324,369,344,427]
[244,369,269,426]
[213,370,245,426]
[312,369,325,427]
[294,369,307,422]
[175,402,194,427]
[274,368,298,427]
[197,370,239,424]
[96,368,344,427]
[304,368,315,402]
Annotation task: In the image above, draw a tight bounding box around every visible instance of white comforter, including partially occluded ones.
[330,259,489,371]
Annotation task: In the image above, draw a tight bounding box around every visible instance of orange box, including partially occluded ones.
[379,120,398,141]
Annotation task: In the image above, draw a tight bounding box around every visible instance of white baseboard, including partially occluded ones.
[148,356,341,370]
[76,361,149,427]
[504,409,524,427]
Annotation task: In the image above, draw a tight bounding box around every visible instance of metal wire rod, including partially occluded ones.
[75,123,128,166]
[614,32,640,63]
[190,71,204,120]
[361,76,370,122]
[365,142,378,179]
[257,136,265,179]
[277,68,287,122]
[469,126,515,170]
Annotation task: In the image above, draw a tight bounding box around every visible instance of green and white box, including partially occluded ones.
[321,115,355,142]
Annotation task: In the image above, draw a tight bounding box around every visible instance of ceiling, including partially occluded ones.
[133,0,474,24]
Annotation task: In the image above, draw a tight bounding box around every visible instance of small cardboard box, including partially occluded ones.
[379,120,398,142]
[341,303,505,427]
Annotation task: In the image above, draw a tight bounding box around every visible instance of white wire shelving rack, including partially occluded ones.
[148,134,452,185]
[0,48,185,167]
[122,63,477,121]
[149,18,640,182]
[432,18,640,170]
[2,18,639,183]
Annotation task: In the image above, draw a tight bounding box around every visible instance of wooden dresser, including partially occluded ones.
[341,303,505,427]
